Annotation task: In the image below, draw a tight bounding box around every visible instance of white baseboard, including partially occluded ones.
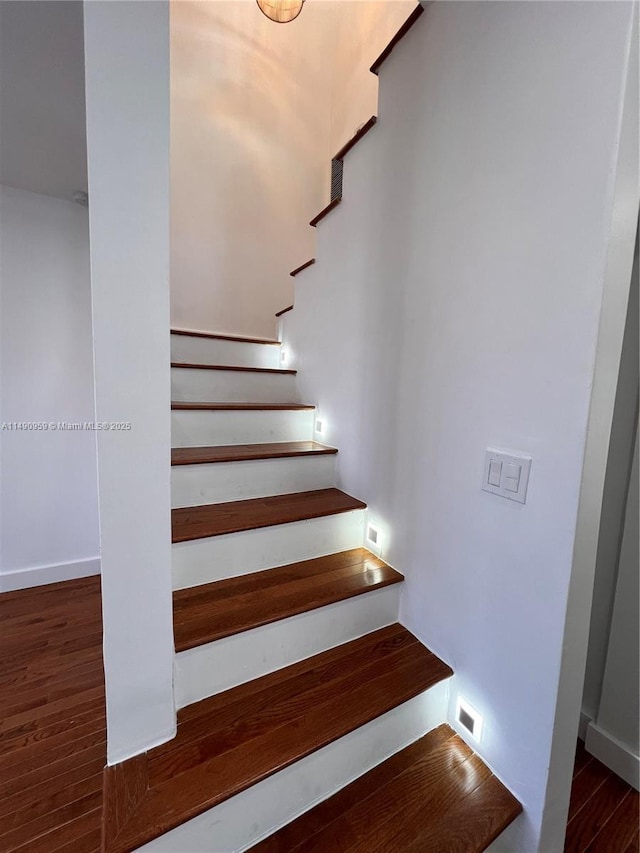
[585,720,640,790]
[0,556,101,593]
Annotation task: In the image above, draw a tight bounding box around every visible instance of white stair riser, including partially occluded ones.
[171,334,281,369]
[171,367,299,404]
[171,408,314,447]
[175,585,400,707]
[172,510,365,589]
[134,682,451,853]
[171,455,337,507]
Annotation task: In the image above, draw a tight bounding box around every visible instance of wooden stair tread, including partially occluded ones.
[275,305,293,318]
[370,4,424,75]
[309,197,341,228]
[171,441,337,466]
[251,723,521,852]
[171,328,280,345]
[333,115,377,162]
[102,625,453,853]
[170,362,296,375]
[290,258,315,277]
[171,488,366,543]
[171,402,314,411]
[173,548,403,651]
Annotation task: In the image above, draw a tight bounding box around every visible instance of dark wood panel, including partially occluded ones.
[171,362,296,375]
[171,441,337,466]
[250,724,521,853]
[171,401,314,411]
[309,197,341,228]
[333,116,377,161]
[370,4,425,75]
[171,488,367,543]
[0,577,105,853]
[275,305,294,318]
[290,258,315,277]
[103,625,453,852]
[171,328,280,345]
[173,549,403,651]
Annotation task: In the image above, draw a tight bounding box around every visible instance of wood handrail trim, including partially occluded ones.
[275,305,294,317]
[333,116,377,162]
[170,329,280,345]
[289,258,316,277]
[370,4,425,75]
[309,197,342,228]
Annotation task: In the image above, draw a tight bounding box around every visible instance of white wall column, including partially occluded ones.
[83,0,175,764]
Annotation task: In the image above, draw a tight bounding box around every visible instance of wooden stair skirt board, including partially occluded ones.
[370,4,425,75]
[171,441,337,466]
[173,548,402,652]
[250,723,522,853]
[275,304,293,318]
[170,328,280,345]
[101,625,453,853]
[171,488,366,543]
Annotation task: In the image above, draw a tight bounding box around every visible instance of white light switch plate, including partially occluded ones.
[482,449,532,504]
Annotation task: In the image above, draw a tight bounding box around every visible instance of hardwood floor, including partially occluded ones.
[566,740,639,852]
[0,576,105,853]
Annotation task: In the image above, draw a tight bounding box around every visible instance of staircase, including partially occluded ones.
[101,7,524,851]
[101,325,521,852]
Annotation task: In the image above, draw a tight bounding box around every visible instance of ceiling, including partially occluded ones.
[0,1,87,201]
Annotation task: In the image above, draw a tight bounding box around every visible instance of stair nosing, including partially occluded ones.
[171,442,338,466]
[173,549,403,652]
[170,328,280,345]
[171,488,367,543]
[171,362,297,375]
[171,402,315,411]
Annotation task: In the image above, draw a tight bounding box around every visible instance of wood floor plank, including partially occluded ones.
[173,549,402,651]
[0,579,105,853]
[585,790,640,853]
[171,441,337,465]
[568,757,613,820]
[566,773,632,851]
[171,488,366,543]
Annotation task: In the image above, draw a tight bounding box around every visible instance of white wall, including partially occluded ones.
[170,0,414,340]
[582,237,638,727]
[0,184,99,591]
[84,0,175,764]
[281,3,637,851]
[586,427,639,787]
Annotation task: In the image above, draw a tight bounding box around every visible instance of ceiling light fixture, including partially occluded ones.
[257,0,304,24]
